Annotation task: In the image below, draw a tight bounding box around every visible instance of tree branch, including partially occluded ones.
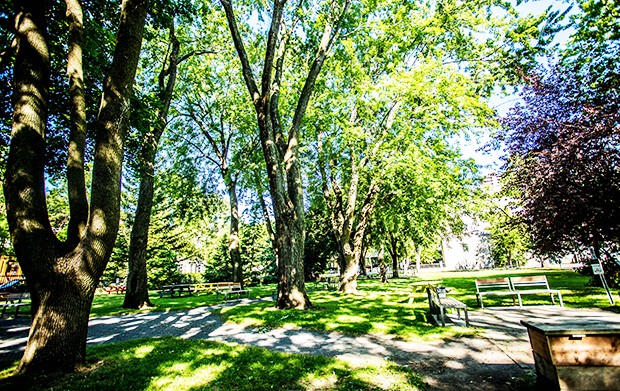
[220,0,260,105]
[65,0,89,245]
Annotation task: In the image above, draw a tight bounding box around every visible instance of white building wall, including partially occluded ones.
[442,215,493,270]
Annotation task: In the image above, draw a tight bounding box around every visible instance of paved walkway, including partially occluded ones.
[2,299,620,390]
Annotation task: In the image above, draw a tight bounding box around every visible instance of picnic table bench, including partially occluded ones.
[475,275,563,309]
[215,282,251,300]
[158,282,251,299]
[104,284,126,294]
[1,291,30,317]
[426,285,469,327]
[158,284,194,298]
[475,277,517,309]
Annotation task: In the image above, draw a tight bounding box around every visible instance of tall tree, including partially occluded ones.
[4,0,148,373]
[123,20,180,309]
[123,3,207,308]
[311,0,556,292]
[500,67,620,256]
[220,0,351,309]
[178,42,255,286]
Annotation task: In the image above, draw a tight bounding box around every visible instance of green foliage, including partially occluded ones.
[104,222,130,284]
[0,1,119,177]
[304,200,339,280]
[240,223,276,285]
[201,232,230,282]
[563,0,620,90]
[0,338,427,391]
[485,198,532,268]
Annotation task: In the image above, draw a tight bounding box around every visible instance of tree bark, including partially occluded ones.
[318,101,399,293]
[226,177,242,286]
[124,21,179,309]
[388,233,399,278]
[378,248,388,283]
[183,95,244,287]
[4,0,148,373]
[415,244,422,274]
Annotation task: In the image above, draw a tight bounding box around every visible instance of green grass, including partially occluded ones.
[89,284,277,317]
[219,268,619,341]
[220,278,477,342]
[0,338,427,391]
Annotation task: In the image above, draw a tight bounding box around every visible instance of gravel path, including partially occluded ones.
[2,299,620,390]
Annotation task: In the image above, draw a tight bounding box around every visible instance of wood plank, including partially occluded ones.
[556,366,620,390]
[528,328,553,362]
[548,335,620,366]
[521,320,620,336]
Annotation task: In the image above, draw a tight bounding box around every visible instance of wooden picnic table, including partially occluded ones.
[159,284,194,297]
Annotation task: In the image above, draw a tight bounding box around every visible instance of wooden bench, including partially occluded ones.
[475,277,518,309]
[193,282,240,294]
[216,282,251,300]
[510,276,563,307]
[427,285,469,327]
[1,292,30,317]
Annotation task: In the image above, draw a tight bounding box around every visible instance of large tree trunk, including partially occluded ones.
[227,179,243,286]
[378,248,388,283]
[124,21,179,309]
[415,244,422,274]
[4,0,148,373]
[123,161,155,309]
[339,244,358,293]
[18,256,94,372]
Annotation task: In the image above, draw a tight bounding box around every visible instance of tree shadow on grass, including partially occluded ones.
[0,337,427,391]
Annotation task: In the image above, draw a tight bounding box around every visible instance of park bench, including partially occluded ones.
[475,276,564,309]
[426,285,469,327]
[475,277,518,309]
[509,275,563,307]
[1,291,30,318]
[215,282,251,300]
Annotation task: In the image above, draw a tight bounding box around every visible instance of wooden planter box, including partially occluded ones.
[521,320,620,390]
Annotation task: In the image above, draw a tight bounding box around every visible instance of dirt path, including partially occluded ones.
[2,300,619,390]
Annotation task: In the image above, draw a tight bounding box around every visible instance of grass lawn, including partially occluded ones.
[0,338,427,391]
[2,268,616,390]
[219,268,619,341]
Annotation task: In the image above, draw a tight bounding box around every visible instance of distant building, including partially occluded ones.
[441,215,493,270]
[441,173,498,270]
[178,258,206,274]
